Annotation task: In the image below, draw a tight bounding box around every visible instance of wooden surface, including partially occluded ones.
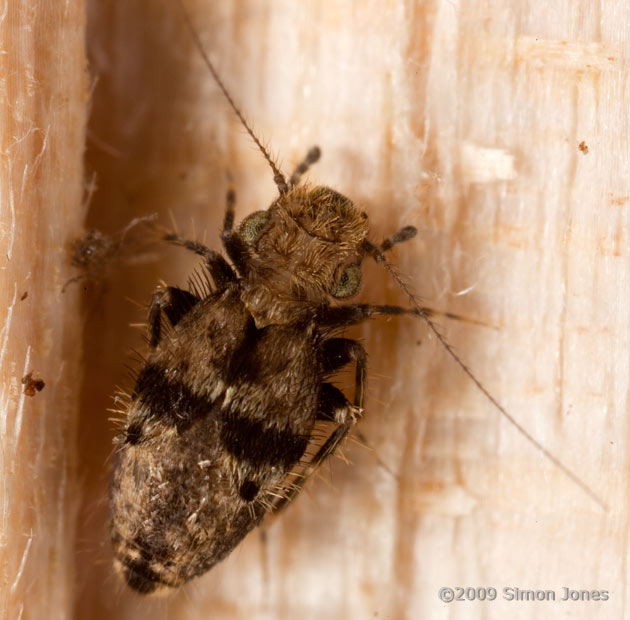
[0,2,87,620]
[13,0,624,618]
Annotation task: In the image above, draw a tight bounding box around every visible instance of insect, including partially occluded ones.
[109,1,603,595]
[62,214,157,293]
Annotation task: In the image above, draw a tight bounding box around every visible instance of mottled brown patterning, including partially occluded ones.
[110,180,417,593]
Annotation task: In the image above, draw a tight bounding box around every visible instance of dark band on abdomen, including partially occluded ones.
[132,363,217,433]
[220,412,308,469]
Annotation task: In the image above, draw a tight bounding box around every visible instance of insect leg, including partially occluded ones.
[317,383,352,423]
[321,337,367,406]
[271,420,357,514]
[148,286,199,347]
[223,187,236,233]
[289,146,321,187]
[317,336,368,423]
[318,303,415,328]
[272,339,366,513]
[116,213,159,247]
[163,233,236,289]
[219,187,251,276]
[220,231,250,277]
[322,299,487,331]
[322,337,365,372]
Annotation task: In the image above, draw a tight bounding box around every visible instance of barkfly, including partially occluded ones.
[109,1,604,594]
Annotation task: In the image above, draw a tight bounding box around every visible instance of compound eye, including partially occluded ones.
[240,211,270,244]
[331,264,362,299]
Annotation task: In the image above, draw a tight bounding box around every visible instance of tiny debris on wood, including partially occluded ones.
[578,140,589,154]
[22,371,45,396]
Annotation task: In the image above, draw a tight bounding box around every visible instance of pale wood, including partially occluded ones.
[78,1,629,619]
[0,1,87,619]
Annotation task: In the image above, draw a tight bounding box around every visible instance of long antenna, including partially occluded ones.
[371,250,607,510]
[176,0,605,512]
[176,0,288,195]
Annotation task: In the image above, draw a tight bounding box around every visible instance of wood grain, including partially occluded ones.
[7,0,620,618]
[0,2,87,619]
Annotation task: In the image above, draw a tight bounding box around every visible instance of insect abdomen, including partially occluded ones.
[111,289,323,592]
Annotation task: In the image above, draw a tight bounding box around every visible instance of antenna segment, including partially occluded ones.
[176,0,288,195]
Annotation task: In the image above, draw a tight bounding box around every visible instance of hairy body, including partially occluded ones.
[110,183,415,593]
